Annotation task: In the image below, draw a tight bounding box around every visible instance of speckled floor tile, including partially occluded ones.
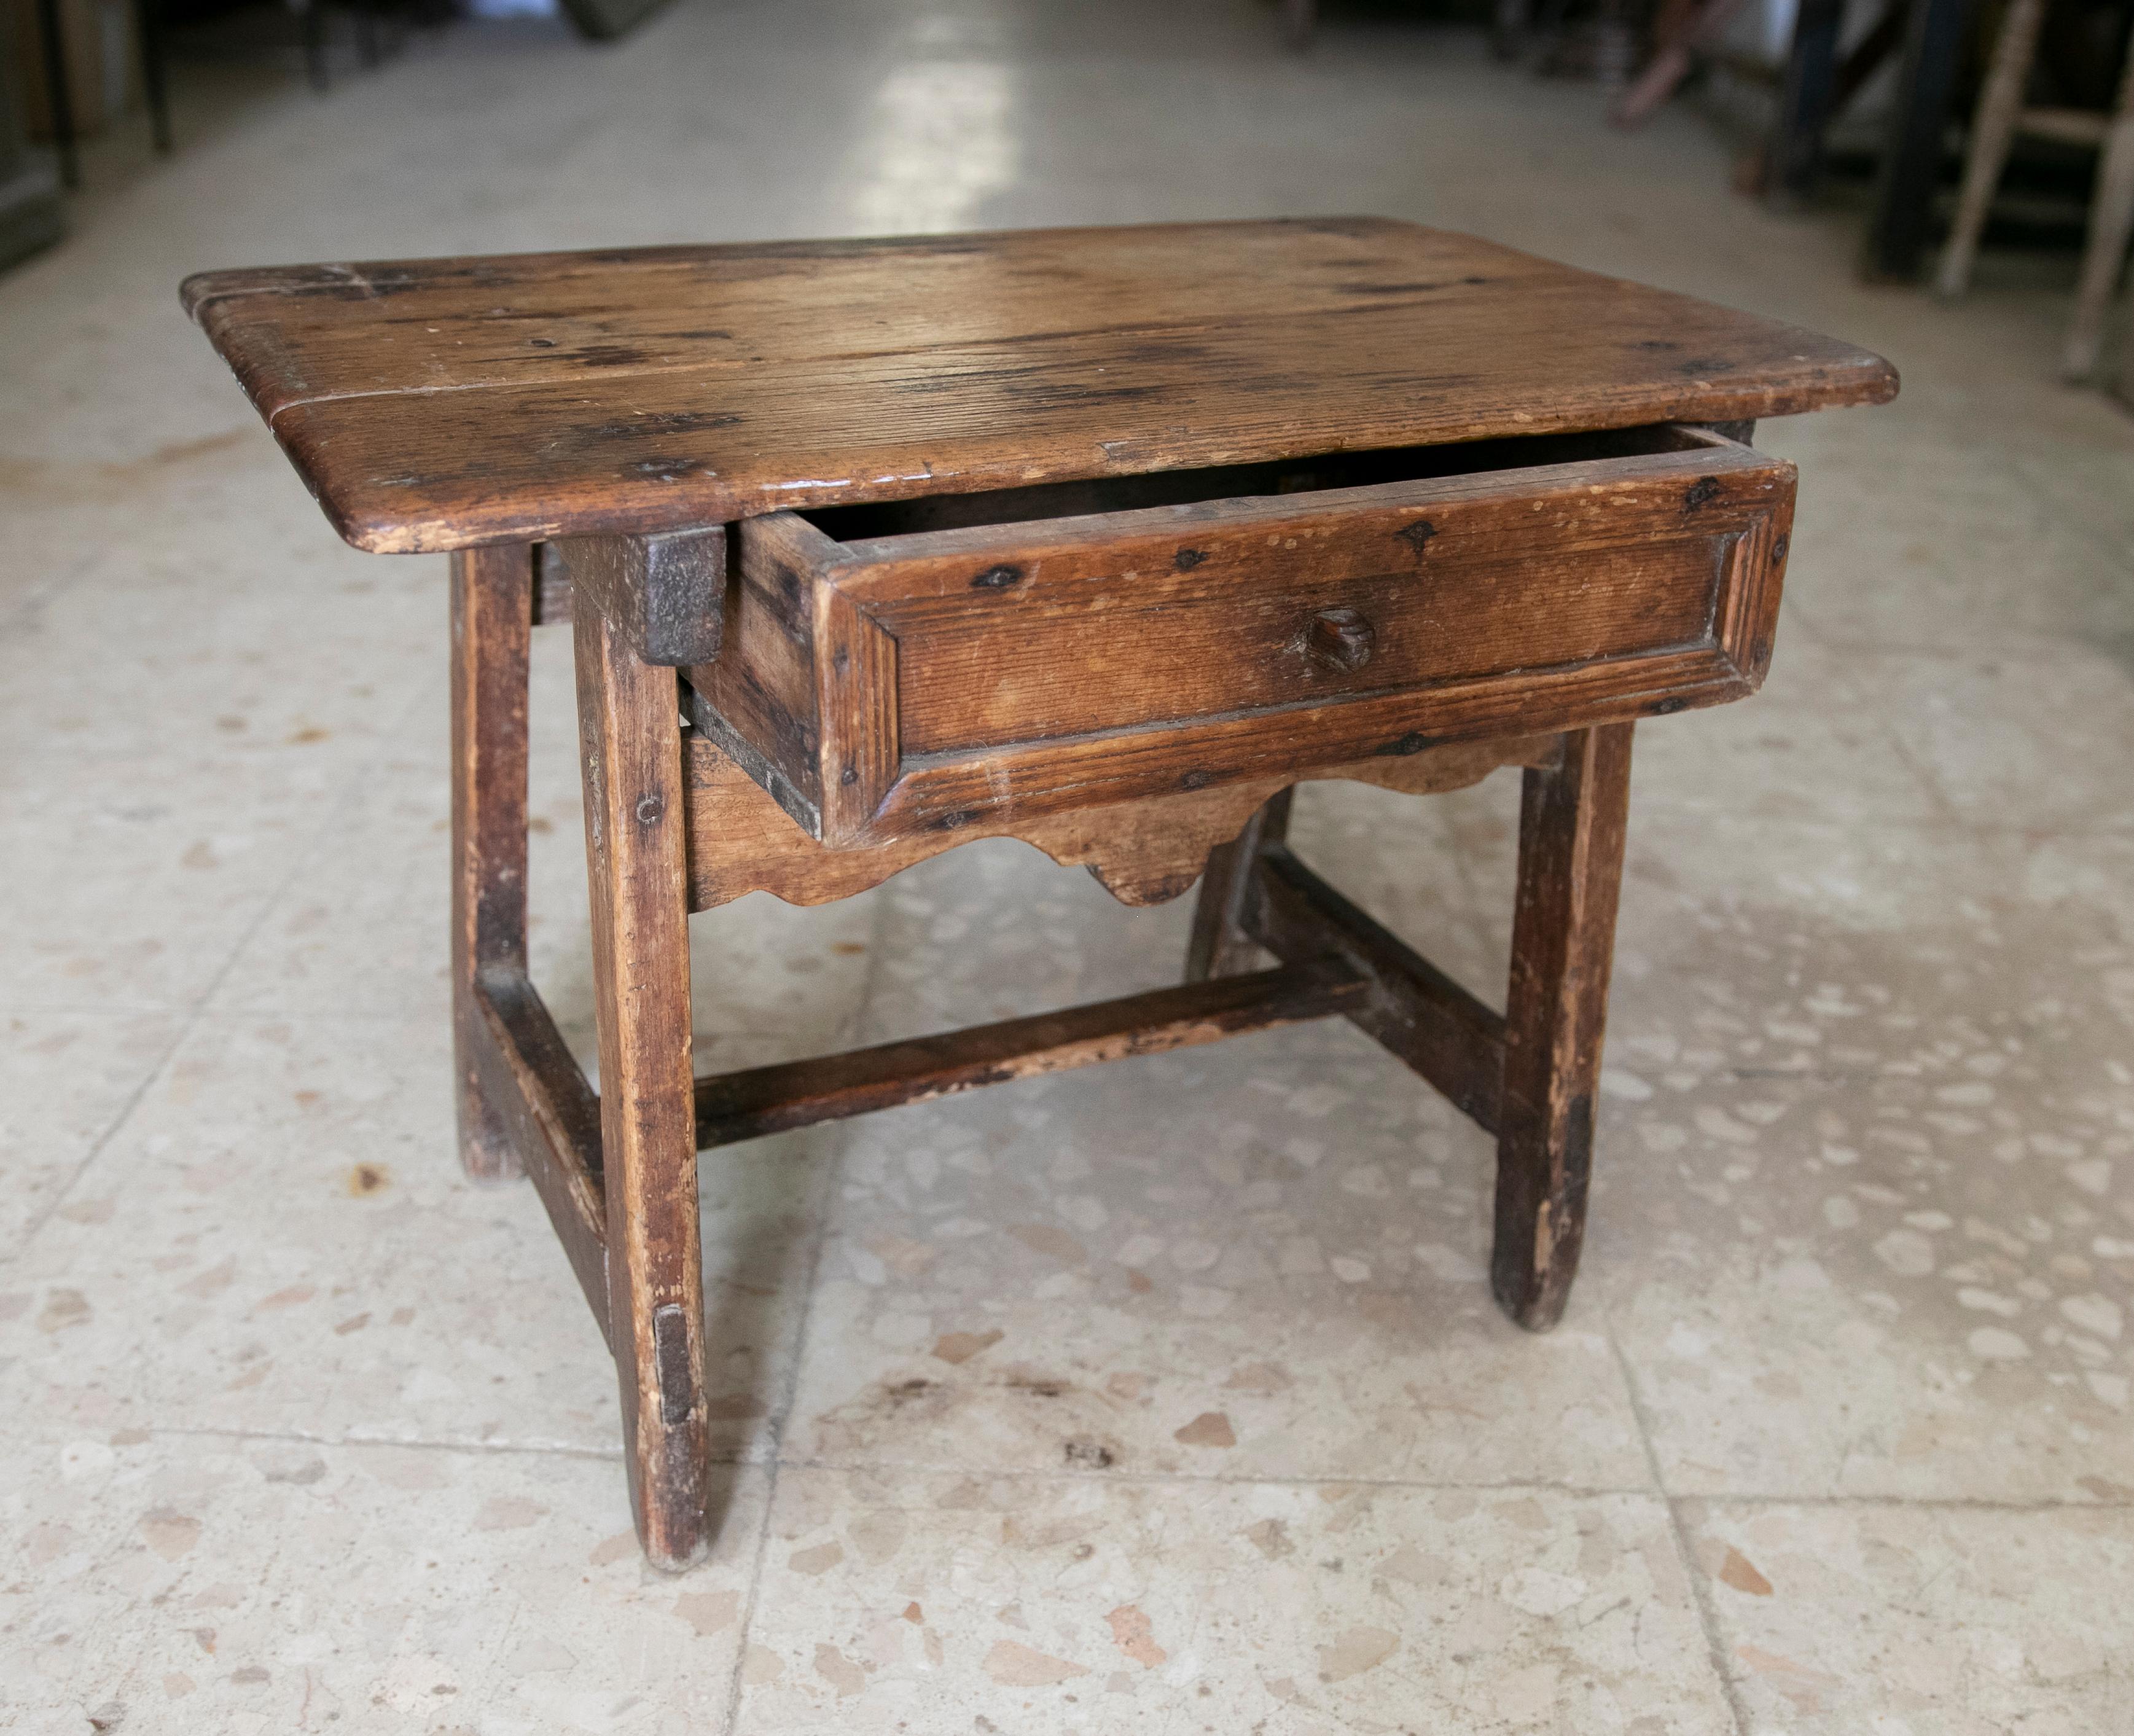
[1764,409,2134,657]
[210,631,882,1064]
[1627,630,1945,827]
[1585,820,2134,1501]
[0,744,362,1016]
[1854,645,2134,835]
[732,1466,1731,1734]
[778,836,1652,1492]
[0,1012,178,1261]
[0,1429,767,1735]
[4,0,2132,1722]
[1684,1499,2134,1734]
[0,1014,832,1464]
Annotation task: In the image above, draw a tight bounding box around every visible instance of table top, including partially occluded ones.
[183,217,1896,555]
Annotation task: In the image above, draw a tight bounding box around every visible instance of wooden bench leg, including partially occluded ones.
[1492,724,1634,1331]
[450,545,534,1183]
[1184,788,1292,982]
[574,593,712,1572]
[2064,43,2134,381]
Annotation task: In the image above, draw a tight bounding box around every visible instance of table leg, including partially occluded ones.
[574,595,711,1571]
[135,0,171,154]
[2062,41,2134,381]
[33,0,77,189]
[450,546,533,1183]
[1492,724,1633,1331]
[1864,0,1979,281]
[1765,0,1844,203]
[1184,788,1292,982]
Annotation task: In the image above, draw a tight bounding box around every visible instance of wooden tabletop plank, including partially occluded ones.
[184,217,1896,553]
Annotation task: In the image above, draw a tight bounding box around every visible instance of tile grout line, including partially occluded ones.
[129,1422,626,1461]
[2,1023,190,1265]
[28,1417,2134,1511]
[1604,1321,1756,1736]
[711,862,898,1732]
[10,674,444,1260]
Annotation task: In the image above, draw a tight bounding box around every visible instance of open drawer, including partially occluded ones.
[682,423,1794,848]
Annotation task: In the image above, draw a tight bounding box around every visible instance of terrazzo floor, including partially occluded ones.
[4,1,2133,1730]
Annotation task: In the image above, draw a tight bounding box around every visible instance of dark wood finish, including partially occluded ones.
[182,221,1893,1569]
[1492,724,1635,1331]
[1866,0,1981,280]
[1184,789,1293,982]
[531,544,574,625]
[573,591,711,1571]
[1743,4,1902,202]
[694,963,1368,1149]
[550,528,725,665]
[463,972,609,1340]
[704,426,1794,846]
[32,0,77,189]
[179,219,1894,553]
[1245,841,1510,1133]
[681,729,1552,913]
[1767,0,1845,201]
[449,545,534,1182]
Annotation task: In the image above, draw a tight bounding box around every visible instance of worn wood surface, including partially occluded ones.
[703,426,1791,846]
[449,545,533,1181]
[573,591,710,1571]
[181,217,1894,552]
[694,963,1369,1150]
[1184,789,1294,982]
[1246,840,1510,1132]
[680,729,1554,912]
[1492,723,1635,1332]
[550,527,727,665]
[845,439,1777,756]
[464,972,609,1340]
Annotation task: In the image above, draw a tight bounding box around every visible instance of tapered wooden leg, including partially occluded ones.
[1493,725,1634,1331]
[450,545,534,1183]
[2063,42,2134,381]
[574,596,711,1571]
[1184,788,1292,982]
[1934,0,2044,299]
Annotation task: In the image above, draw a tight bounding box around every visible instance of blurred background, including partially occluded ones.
[6,0,2134,369]
[4,4,2133,1734]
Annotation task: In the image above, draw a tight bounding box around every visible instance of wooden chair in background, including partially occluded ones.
[1937,0,2134,388]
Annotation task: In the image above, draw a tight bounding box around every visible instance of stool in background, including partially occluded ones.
[1937,0,2134,388]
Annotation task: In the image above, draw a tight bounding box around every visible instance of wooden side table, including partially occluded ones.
[185,218,1896,1569]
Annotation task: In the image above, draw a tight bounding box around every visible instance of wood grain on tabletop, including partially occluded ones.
[182,216,1896,552]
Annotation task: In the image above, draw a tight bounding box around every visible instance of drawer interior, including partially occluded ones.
[797,423,1725,544]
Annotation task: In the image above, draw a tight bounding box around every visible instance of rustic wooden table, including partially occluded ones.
[186,217,1895,1570]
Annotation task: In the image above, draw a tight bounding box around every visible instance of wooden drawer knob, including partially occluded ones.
[1306,606,1375,673]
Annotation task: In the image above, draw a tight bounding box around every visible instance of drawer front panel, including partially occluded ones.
[881,510,1738,755]
[717,431,1794,844]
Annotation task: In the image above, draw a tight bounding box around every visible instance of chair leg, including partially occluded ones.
[1492,725,1633,1332]
[303,0,329,92]
[1936,0,2046,299]
[135,0,171,153]
[1184,788,1292,983]
[450,547,533,1183]
[573,593,711,1573]
[2063,38,2134,381]
[34,0,78,188]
